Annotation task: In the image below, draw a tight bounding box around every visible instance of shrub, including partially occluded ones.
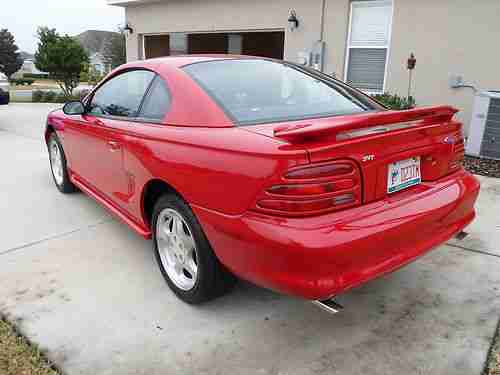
[23,73,50,79]
[11,78,35,86]
[75,89,90,100]
[43,91,57,103]
[372,93,415,110]
[56,93,68,103]
[79,71,88,83]
[31,89,88,103]
[32,90,44,102]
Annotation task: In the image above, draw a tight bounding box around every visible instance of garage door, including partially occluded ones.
[144,31,284,60]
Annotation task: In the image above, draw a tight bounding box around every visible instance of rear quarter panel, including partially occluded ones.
[120,124,309,222]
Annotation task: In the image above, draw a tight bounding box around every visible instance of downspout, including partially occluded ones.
[320,0,326,41]
[319,0,327,71]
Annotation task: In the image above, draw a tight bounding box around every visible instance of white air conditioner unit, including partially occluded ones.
[466,91,500,160]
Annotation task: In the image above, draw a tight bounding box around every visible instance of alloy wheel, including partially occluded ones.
[49,139,64,186]
[155,208,199,291]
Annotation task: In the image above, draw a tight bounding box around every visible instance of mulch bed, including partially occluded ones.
[464,156,500,178]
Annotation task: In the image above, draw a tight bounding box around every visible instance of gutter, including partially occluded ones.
[315,0,327,72]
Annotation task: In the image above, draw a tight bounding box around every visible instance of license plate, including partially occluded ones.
[387,157,421,194]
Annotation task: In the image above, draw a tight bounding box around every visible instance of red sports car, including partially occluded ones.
[45,55,479,307]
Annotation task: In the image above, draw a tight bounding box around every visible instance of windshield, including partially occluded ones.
[183,59,381,126]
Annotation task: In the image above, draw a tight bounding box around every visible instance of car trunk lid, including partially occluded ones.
[245,106,465,203]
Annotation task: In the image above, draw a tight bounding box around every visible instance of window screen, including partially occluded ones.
[347,48,387,91]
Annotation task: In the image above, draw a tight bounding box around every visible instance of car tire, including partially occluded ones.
[47,133,77,194]
[152,194,236,304]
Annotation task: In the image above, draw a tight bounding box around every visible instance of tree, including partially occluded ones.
[35,26,89,97]
[0,29,23,79]
[104,32,126,69]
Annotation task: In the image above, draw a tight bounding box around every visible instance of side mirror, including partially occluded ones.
[63,101,85,116]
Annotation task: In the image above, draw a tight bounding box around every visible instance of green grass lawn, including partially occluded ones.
[486,322,500,375]
[0,317,60,375]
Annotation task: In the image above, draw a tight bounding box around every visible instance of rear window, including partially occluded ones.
[183,59,380,126]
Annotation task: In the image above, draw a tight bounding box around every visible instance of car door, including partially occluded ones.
[119,75,173,219]
[65,69,155,208]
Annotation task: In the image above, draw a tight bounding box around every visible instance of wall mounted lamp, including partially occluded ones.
[288,10,299,31]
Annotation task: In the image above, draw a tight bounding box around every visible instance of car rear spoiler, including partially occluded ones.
[273,106,459,142]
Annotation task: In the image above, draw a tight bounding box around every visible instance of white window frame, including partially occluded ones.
[343,0,394,94]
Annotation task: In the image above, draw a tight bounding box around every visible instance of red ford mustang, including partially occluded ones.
[45,55,479,307]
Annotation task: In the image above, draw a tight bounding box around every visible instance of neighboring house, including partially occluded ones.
[19,51,34,61]
[108,0,500,135]
[12,52,49,78]
[12,58,49,78]
[89,52,109,75]
[75,30,119,74]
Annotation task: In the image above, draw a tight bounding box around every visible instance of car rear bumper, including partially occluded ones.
[193,170,480,300]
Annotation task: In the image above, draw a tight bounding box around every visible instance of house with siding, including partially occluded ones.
[75,30,119,74]
[108,0,500,134]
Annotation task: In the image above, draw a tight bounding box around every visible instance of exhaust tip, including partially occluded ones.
[312,299,344,314]
[455,231,469,241]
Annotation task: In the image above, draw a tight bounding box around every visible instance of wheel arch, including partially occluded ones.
[45,123,56,143]
[141,178,187,229]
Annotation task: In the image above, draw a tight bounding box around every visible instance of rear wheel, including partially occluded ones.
[48,133,77,193]
[152,194,236,304]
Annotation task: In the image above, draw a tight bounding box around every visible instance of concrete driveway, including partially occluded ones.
[1,103,499,375]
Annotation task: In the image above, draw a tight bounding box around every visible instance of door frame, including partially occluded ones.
[141,28,285,60]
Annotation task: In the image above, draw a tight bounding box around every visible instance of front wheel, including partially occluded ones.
[47,133,77,193]
[152,194,236,304]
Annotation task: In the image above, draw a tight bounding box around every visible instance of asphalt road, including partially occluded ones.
[1,103,499,375]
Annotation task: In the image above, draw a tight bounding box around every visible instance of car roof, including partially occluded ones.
[92,55,280,128]
[123,54,267,70]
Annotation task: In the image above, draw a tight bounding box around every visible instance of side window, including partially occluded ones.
[138,77,171,120]
[89,70,155,118]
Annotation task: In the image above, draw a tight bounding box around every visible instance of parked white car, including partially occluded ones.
[0,72,10,105]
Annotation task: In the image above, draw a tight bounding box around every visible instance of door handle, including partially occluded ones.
[107,141,121,151]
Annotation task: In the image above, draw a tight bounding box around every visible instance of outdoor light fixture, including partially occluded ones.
[288,10,299,31]
[407,52,416,99]
[124,24,134,35]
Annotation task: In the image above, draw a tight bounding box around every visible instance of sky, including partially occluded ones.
[0,0,125,54]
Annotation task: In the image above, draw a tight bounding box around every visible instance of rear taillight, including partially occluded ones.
[422,129,465,181]
[254,160,362,217]
[285,163,354,179]
[449,134,465,171]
